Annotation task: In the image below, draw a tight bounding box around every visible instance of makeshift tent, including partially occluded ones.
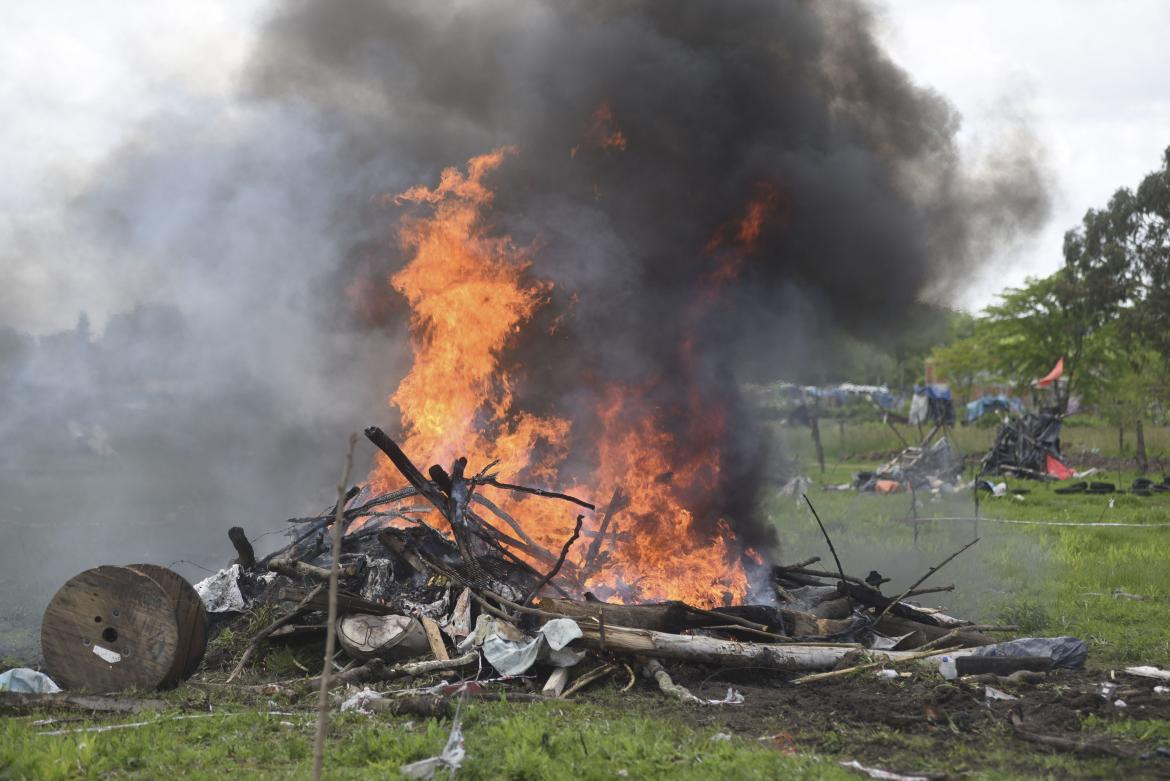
[964,395,1023,424]
[908,384,955,427]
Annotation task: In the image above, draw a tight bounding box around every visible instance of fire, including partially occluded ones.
[570,103,628,157]
[367,147,570,491]
[366,147,769,607]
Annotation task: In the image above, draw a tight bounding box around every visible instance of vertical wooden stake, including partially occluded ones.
[312,433,357,781]
[420,615,453,677]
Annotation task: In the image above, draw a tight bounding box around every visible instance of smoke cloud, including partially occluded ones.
[0,0,1049,639]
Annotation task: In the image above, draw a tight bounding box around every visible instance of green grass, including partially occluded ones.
[0,699,850,780]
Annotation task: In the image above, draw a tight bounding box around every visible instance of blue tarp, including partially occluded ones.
[965,395,1023,423]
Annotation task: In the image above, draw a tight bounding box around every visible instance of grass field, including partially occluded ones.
[4,420,1170,778]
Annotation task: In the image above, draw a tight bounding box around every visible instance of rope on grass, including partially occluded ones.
[906,516,1170,529]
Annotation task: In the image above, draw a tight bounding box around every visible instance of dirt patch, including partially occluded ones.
[585,665,1170,778]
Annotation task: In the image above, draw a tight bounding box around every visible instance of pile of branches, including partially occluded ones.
[206,427,1012,702]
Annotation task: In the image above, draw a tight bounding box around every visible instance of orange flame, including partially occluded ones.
[570,103,628,158]
[367,149,771,607]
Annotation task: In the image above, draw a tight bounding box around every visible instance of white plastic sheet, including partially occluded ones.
[193,564,246,613]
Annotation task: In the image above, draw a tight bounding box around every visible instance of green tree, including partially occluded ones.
[930,271,1112,410]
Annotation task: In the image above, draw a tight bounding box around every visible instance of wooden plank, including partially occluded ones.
[419,616,453,675]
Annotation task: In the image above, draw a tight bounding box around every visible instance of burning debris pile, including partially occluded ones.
[131,427,1080,705]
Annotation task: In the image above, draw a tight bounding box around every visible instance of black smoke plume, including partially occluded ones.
[247,0,1049,555]
[0,0,1048,629]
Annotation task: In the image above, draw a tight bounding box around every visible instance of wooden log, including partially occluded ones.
[268,556,359,581]
[227,527,256,569]
[576,623,976,672]
[534,598,853,639]
[575,624,863,671]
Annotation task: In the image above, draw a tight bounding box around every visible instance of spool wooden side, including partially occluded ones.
[127,564,209,685]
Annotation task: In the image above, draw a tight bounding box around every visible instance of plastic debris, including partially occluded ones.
[1124,666,1170,682]
[969,636,1087,669]
[938,656,958,680]
[400,697,466,779]
[984,685,1018,702]
[340,687,386,714]
[1155,686,1169,695]
[1114,699,1127,708]
[0,668,62,694]
[471,616,586,676]
[193,564,246,613]
[839,759,931,781]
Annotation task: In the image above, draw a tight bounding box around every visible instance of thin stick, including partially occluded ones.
[802,494,847,585]
[774,556,822,571]
[776,566,867,587]
[874,537,980,623]
[524,515,584,605]
[225,584,324,683]
[792,644,961,685]
[903,584,956,599]
[480,478,596,511]
[470,494,544,553]
[312,433,357,781]
[560,663,619,699]
[582,487,625,576]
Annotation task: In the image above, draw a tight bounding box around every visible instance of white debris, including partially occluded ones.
[839,759,931,781]
[1114,699,1127,708]
[473,616,586,676]
[0,668,61,694]
[400,698,466,779]
[984,686,1018,702]
[710,732,732,742]
[193,564,246,613]
[340,688,385,714]
[1154,686,1168,695]
[1123,665,1170,682]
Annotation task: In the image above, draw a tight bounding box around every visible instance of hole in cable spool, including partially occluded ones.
[101,627,118,643]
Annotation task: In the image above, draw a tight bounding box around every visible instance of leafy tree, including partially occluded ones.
[930,271,1112,409]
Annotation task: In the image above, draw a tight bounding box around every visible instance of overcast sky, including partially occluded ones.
[3,1,1168,333]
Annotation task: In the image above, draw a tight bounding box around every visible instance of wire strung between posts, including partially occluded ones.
[905,516,1170,529]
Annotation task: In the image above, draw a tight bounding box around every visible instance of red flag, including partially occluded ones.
[1035,357,1064,388]
[1046,454,1074,481]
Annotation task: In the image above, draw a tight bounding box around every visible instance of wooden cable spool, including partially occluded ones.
[41,565,209,691]
[127,563,209,684]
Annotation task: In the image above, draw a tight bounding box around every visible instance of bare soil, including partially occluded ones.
[585,664,1170,779]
